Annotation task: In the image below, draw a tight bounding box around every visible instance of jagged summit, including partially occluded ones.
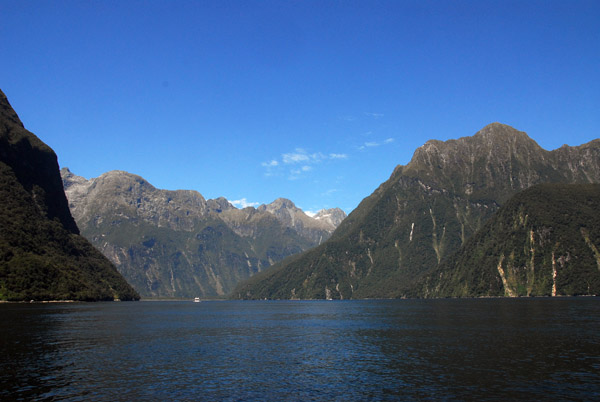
[409,123,541,167]
[473,122,539,145]
[207,197,235,213]
[260,198,297,210]
[314,208,347,228]
[400,123,556,202]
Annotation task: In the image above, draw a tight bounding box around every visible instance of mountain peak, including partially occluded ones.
[0,89,24,128]
[96,170,157,192]
[475,122,531,141]
[406,122,544,192]
[257,198,299,215]
[270,198,297,209]
[207,197,234,213]
[314,208,347,228]
[479,121,516,131]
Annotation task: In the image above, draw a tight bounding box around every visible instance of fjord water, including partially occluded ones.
[1,299,598,401]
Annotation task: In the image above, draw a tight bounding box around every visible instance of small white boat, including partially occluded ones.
[194,297,200,303]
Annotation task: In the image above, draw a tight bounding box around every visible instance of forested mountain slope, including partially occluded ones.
[416,183,600,297]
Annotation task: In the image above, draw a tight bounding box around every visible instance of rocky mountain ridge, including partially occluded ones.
[256,198,344,244]
[61,168,346,298]
[313,208,347,229]
[234,123,600,300]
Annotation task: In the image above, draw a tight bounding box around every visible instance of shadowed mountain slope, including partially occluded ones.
[0,89,139,301]
[416,183,600,297]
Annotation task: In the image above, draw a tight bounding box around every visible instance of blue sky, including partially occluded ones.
[2,1,599,214]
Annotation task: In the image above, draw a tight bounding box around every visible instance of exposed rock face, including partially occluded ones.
[61,169,346,298]
[314,208,347,230]
[257,198,341,244]
[62,169,210,232]
[233,123,600,300]
[417,183,600,297]
[0,89,139,301]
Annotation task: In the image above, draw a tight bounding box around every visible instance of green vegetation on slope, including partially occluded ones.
[417,184,600,297]
[0,89,139,301]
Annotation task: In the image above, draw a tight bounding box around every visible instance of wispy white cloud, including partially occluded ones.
[261,160,279,167]
[283,151,309,164]
[282,148,326,165]
[263,147,348,180]
[365,112,384,119]
[283,149,306,164]
[289,165,313,179]
[329,153,348,159]
[230,198,260,209]
[358,137,395,150]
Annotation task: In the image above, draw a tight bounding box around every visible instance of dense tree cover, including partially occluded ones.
[417,184,600,297]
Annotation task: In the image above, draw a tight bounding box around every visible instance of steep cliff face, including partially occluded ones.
[234,123,600,300]
[0,91,78,234]
[418,184,600,297]
[0,89,139,301]
[61,169,345,298]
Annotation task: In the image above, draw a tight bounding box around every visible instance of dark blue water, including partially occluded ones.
[1,299,599,401]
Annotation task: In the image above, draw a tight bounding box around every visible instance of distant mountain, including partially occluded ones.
[313,208,347,230]
[416,183,600,297]
[61,169,346,298]
[0,89,139,301]
[256,198,344,244]
[233,123,600,300]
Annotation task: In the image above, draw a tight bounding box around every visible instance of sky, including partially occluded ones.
[1,1,599,214]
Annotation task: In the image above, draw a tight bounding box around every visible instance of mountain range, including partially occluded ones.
[233,123,600,299]
[61,169,346,298]
[2,85,598,301]
[0,89,139,301]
